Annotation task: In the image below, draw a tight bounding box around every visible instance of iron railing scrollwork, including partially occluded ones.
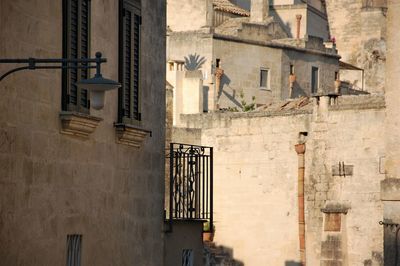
[167,143,213,231]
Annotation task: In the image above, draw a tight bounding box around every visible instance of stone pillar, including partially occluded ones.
[381,2,400,265]
[250,0,269,23]
[385,0,400,179]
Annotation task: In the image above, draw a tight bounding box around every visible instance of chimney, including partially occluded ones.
[250,0,269,23]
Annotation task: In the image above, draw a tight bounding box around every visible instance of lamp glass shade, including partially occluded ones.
[75,74,121,110]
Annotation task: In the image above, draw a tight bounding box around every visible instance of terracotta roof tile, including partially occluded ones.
[213,0,250,17]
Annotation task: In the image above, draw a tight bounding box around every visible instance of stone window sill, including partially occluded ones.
[59,111,103,138]
[114,123,152,148]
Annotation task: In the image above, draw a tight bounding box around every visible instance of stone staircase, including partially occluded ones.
[203,242,243,266]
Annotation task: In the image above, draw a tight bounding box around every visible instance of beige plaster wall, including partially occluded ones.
[164,221,204,266]
[0,0,166,265]
[174,95,385,265]
[167,0,212,32]
[270,5,308,39]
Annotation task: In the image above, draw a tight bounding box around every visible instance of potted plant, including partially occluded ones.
[203,221,215,242]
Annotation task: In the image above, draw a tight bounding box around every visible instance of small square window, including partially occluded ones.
[260,69,270,89]
[290,64,295,75]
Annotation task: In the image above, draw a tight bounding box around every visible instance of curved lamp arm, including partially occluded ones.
[0,51,106,82]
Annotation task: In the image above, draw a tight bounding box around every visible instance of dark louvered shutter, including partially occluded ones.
[80,0,90,109]
[119,0,141,123]
[132,13,141,120]
[123,8,132,118]
[62,0,90,113]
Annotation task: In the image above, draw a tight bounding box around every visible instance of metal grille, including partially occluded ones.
[66,235,82,266]
[168,143,213,227]
[182,249,194,266]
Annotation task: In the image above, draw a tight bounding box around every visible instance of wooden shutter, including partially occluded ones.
[62,0,91,113]
[119,0,141,123]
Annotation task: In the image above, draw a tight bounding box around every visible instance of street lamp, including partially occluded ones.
[0,51,121,110]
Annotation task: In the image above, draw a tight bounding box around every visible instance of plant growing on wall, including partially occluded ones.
[239,91,256,112]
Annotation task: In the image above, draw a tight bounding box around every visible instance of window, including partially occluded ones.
[311,66,319,94]
[290,64,295,75]
[119,0,142,124]
[62,0,91,113]
[66,235,82,266]
[260,68,270,89]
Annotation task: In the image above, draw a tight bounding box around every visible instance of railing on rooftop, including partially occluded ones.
[166,143,213,231]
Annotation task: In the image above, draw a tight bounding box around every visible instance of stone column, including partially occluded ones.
[250,0,269,23]
[385,0,400,179]
[381,2,400,265]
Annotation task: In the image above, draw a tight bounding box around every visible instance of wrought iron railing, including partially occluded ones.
[167,143,213,230]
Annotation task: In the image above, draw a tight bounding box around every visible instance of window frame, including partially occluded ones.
[62,0,91,113]
[259,68,270,90]
[311,66,319,94]
[118,0,142,125]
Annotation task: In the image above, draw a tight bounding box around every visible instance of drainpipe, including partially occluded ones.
[296,14,302,40]
[295,143,306,266]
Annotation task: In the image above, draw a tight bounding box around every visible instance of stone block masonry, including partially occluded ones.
[173,95,385,265]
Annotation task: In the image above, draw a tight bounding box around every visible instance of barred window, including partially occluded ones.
[66,235,82,266]
[119,0,142,124]
[62,0,91,113]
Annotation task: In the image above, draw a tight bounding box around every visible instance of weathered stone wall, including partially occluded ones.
[213,37,339,107]
[213,38,283,107]
[167,32,215,110]
[325,0,387,93]
[174,95,385,265]
[0,0,166,265]
[167,0,212,32]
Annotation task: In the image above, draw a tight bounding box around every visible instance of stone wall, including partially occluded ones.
[167,0,212,32]
[173,95,385,265]
[325,0,387,93]
[0,0,166,265]
[213,37,339,107]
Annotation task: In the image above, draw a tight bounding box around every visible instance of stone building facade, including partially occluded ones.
[0,0,166,265]
[167,0,340,112]
[325,0,387,93]
[166,0,400,265]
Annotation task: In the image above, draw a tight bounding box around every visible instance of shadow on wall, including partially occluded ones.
[285,261,301,266]
[291,81,308,98]
[203,86,209,112]
[204,243,244,266]
[184,53,206,71]
[220,74,243,108]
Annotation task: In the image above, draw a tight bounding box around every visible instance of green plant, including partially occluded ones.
[239,91,256,112]
[203,221,215,232]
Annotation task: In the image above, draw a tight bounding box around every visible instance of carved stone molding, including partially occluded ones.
[114,123,151,148]
[59,112,102,138]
